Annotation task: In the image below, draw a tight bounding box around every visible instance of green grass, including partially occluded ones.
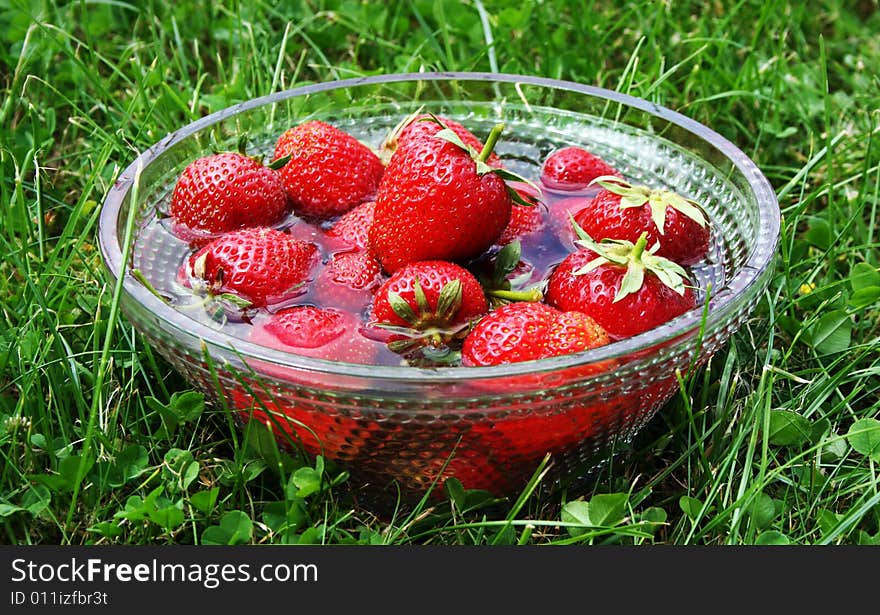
[1,0,878,545]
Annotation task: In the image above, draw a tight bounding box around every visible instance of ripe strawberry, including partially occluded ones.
[371,260,487,330]
[312,249,384,312]
[572,176,710,265]
[497,181,545,246]
[540,146,620,191]
[462,302,609,366]
[381,113,503,167]
[169,152,289,238]
[249,306,375,364]
[324,200,375,250]
[545,230,697,339]
[369,123,513,273]
[186,227,318,308]
[273,120,384,220]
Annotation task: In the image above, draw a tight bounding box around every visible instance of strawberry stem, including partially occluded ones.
[477,123,505,163]
[631,232,649,263]
[486,287,543,302]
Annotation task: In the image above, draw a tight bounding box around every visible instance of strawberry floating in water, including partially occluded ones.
[571,175,711,266]
[540,145,620,191]
[250,306,375,364]
[369,122,520,274]
[169,151,290,240]
[545,225,697,340]
[274,120,384,220]
[185,226,318,309]
[462,301,610,366]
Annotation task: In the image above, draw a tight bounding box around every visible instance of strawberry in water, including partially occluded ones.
[186,227,317,309]
[369,123,514,273]
[370,260,488,362]
[462,302,609,366]
[496,181,545,246]
[540,146,620,191]
[324,200,375,250]
[169,152,290,239]
[545,227,697,339]
[274,120,384,221]
[572,176,711,266]
[312,249,384,313]
[249,306,375,364]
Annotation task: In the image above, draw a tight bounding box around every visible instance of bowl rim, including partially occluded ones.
[98,71,780,383]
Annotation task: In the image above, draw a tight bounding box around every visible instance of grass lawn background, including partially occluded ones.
[1,0,878,545]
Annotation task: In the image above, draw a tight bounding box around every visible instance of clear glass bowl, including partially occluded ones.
[98,73,779,507]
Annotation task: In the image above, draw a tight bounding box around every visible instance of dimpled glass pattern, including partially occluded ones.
[99,74,779,509]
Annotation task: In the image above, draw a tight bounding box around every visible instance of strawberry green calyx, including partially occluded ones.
[267,154,291,170]
[477,123,504,164]
[571,220,689,302]
[590,175,708,234]
[386,277,464,329]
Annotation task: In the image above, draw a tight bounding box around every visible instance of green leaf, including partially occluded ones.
[433,127,472,153]
[171,391,205,422]
[849,262,880,291]
[493,241,521,285]
[805,310,852,354]
[0,502,25,517]
[767,410,812,447]
[108,444,149,487]
[189,487,220,515]
[755,531,791,545]
[20,484,51,516]
[749,492,776,530]
[846,418,880,462]
[561,500,592,537]
[444,477,466,509]
[679,496,703,519]
[387,291,417,324]
[88,521,123,539]
[818,509,843,538]
[849,286,880,308]
[614,261,645,303]
[804,217,832,250]
[59,454,95,490]
[288,457,324,499]
[436,279,462,320]
[587,493,628,526]
[202,510,253,545]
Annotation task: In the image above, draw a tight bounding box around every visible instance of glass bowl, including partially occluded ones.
[98,72,779,508]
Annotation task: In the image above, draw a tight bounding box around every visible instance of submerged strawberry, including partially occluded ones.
[369,123,513,273]
[312,249,384,312]
[186,227,317,308]
[540,146,620,191]
[497,181,545,246]
[169,152,289,238]
[324,200,375,250]
[274,120,384,220]
[370,261,488,360]
[572,176,710,265]
[249,306,374,364]
[545,229,697,339]
[462,302,609,366]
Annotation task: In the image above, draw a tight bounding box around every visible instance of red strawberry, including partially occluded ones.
[545,231,697,339]
[274,120,384,220]
[312,249,384,312]
[572,176,710,265]
[186,227,318,308]
[462,302,609,366]
[369,124,513,273]
[249,306,375,364]
[381,113,503,167]
[540,146,620,191]
[325,200,375,250]
[497,181,545,246]
[371,260,487,330]
[169,152,289,238]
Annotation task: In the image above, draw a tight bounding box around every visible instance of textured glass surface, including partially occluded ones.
[99,73,779,507]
